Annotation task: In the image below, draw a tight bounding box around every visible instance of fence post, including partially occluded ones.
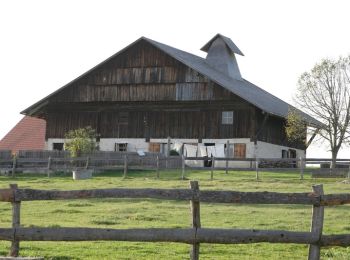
[225,140,229,175]
[211,157,215,180]
[181,155,185,180]
[190,181,201,260]
[123,154,128,178]
[255,158,259,180]
[308,185,324,260]
[47,156,52,178]
[300,157,304,180]
[156,155,160,179]
[9,184,20,257]
[166,137,171,169]
[85,156,90,169]
[12,155,17,177]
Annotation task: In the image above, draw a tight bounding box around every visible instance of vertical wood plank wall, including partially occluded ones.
[39,40,303,149]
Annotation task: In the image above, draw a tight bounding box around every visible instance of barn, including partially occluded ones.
[21,34,322,161]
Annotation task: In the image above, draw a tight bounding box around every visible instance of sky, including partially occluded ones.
[0,0,350,158]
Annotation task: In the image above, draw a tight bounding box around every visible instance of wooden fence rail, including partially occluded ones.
[0,182,350,259]
[2,156,350,181]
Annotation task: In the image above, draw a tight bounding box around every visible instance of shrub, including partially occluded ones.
[64,126,97,157]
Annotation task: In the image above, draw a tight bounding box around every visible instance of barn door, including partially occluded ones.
[117,112,128,138]
[149,143,161,153]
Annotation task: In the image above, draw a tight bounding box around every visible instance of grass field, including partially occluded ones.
[0,169,350,259]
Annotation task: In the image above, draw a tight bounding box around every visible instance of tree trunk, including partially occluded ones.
[330,149,338,173]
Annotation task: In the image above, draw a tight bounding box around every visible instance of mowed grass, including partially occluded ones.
[0,169,350,259]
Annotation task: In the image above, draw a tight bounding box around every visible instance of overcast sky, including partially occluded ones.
[1,0,350,157]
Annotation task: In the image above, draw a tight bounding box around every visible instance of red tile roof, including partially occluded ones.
[0,116,46,153]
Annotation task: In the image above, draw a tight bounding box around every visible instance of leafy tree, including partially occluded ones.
[285,108,306,143]
[294,56,350,168]
[64,126,97,157]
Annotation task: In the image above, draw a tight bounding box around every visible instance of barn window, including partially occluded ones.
[115,143,127,152]
[234,143,246,158]
[222,111,234,125]
[282,149,288,158]
[53,143,64,151]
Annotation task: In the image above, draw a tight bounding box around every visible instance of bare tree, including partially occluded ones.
[295,56,350,168]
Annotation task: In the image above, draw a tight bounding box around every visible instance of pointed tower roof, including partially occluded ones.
[201,33,244,80]
[201,33,244,56]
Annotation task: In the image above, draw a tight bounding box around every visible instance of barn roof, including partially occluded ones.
[144,37,322,127]
[0,116,46,153]
[21,35,323,128]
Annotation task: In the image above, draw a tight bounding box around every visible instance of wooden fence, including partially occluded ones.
[0,182,350,259]
[1,154,350,181]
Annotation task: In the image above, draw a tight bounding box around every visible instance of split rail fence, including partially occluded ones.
[0,182,350,259]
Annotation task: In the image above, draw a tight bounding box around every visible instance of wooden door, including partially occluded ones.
[149,143,161,152]
[234,143,246,158]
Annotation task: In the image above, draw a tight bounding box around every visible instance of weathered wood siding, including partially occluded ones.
[46,108,254,139]
[256,111,306,149]
[50,41,236,103]
[46,112,98,138]
[41,39,302,149]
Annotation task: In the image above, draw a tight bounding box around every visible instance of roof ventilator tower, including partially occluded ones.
[201,33,244,81]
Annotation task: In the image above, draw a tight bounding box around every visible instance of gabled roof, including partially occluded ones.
[143,37,322,127]
[0,116,46,153]
[21,36,323,128]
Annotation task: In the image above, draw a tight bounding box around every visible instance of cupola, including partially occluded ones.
[201,34,244,80]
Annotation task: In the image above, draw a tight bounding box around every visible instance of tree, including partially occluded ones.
[294,56,350,168]
[285,108,306,143]
[64,126,97,157]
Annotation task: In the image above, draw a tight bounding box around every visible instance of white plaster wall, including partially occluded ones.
[255,141,305,159]
[46,138,305,168]
[202,138,252,168]
[151,138,198,143]
[46,138,148,152]
[99,138,149,152]
[46,138,65,150]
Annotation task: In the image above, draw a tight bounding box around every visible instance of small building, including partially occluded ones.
[0,116,46,154]
[21,34,322,161]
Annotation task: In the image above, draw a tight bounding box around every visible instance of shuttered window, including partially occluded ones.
[234,143,246,158]
[149,143,161,152]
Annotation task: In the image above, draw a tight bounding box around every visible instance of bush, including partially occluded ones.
[169,149,180,156]
[64,126,97,157]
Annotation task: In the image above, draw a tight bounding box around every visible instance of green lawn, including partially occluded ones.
[0,169,350,259]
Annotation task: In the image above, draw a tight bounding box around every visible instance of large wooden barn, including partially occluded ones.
[22,34,322,160]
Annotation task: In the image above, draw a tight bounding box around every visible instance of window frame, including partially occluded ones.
[115,143,128,152]
[221,111,234,125]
